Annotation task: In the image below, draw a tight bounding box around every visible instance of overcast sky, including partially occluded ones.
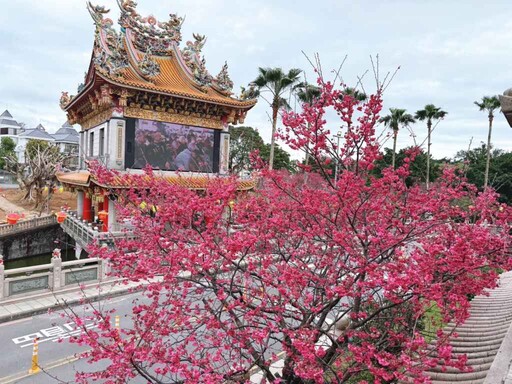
[1,0,512,159]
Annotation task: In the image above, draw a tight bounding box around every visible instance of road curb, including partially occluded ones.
[0,283,143,324]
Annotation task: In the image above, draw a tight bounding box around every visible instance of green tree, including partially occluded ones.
[260,143,293,172]
[229,126,293,173]
[492,152,512,203]
[25,139,57,161]
[373,147,442,187]
[415,104,447,190]
[0,137,16,169]
[5,140,68,211]
[380,108,415,169]
[341,86,368,102]
[228,126,265,175]
[454,144,512,202]
[474,95,501,188]
[252,67,302,170]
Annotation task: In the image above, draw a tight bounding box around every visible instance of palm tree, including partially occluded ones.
[252,67,302,170]
[295,83,321,166]
[341,87,368,103]
[415,104,447,189]
[474,96,501,188]
[380,108,415,169]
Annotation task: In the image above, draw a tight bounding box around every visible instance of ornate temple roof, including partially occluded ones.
[60,0,257,125]
[57,171,258,191]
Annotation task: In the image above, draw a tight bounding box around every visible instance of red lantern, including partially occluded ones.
[56,211,67,224]
[7,213,20,225]
[98,210,108,223]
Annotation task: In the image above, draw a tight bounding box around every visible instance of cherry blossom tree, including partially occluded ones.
[71,76,512,384]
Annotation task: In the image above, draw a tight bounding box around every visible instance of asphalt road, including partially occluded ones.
[0,291,144,384]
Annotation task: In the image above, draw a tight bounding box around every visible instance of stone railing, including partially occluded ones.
[0,215,57,237]
[61,211,135,249]
[0,250,111,300]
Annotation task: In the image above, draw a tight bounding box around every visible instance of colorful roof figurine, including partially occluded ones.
[60,1,257,130]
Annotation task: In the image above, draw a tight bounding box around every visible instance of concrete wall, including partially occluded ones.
[0,224,74,260]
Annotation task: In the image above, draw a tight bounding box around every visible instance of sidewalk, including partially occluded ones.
[0,278,149,323]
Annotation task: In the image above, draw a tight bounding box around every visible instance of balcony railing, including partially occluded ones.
[0,216,57,237]
[0,255,111,300]
[61,211,136,249]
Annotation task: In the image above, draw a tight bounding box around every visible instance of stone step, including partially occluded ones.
[448,338,504,348]
[428,361,492,374]
[423,271,512,382]
[426,369,488,381]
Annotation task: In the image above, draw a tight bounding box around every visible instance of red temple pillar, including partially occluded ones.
[83,193,92,222]
[102,194,109,232]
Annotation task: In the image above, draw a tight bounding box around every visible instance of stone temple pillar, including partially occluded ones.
[108,198,116,232]
[102,195,109,232]
[75,245,82,260]
[77,190,84,218]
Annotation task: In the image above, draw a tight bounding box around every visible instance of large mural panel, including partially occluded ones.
[133,119,215,172]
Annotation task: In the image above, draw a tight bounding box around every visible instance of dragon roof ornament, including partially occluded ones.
[181,33,206,71]
[116,0,183,54]
[62,0,257,110]
[87,2,129,76]
[138,47,161,78]
[214,62,234,94]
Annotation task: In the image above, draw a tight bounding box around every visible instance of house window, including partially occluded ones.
[0,128,8,135]
[99,128,105,156]
[89,132,94,157]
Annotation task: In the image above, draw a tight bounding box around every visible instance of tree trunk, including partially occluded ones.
[269,103,279,171]
[392,128,398,169]
[304,123,311,167]
[484,113,493,188]
[426,120,432,190]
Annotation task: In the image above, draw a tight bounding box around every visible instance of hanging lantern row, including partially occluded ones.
[42,186,65,193]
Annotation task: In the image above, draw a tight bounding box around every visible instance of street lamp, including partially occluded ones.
[333,132,343,184]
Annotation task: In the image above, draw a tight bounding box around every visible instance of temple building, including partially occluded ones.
[500,89,512,127]
[57,1,257,253]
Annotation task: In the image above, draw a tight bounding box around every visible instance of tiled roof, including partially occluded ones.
[53,133,79,144]
[98,55,256,108]
[0,110,21,127]
[0,119,20,127]
[54,126,78,137]
[57,171,90,186]
[57,171,257,191]
[19,129,55,140]
[0,110,13,118]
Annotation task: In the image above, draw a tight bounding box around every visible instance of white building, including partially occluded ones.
[0,110,79,167]
[16,124,55,163]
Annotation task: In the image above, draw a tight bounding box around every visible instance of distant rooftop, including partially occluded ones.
[0,110,21,128]
[19,127,55,141]
[0,110,13,118]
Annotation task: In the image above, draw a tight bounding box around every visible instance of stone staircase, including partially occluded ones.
[424,271,512,383]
